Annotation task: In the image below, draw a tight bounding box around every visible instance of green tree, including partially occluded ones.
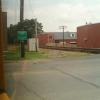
[8,19,43,44]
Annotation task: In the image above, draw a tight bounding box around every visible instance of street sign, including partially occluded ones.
[17,31,27,41]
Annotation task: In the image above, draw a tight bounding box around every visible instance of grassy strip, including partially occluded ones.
[40,49,91,58]
[4,50,48,61]
[4,50,20,60]
[25,51,48,60]
[4,48,91,61]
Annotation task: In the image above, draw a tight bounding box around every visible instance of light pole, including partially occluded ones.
[59,26,67,47]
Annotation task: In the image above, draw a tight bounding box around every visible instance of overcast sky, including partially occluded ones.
[2,0,100,32]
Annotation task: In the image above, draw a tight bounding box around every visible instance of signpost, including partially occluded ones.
[18,31,27,41]
[17,31,27,58]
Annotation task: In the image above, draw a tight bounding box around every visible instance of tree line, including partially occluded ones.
[7,19,43,44]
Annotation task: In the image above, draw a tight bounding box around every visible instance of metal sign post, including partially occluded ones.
[18,31,27,41]
[17,31,27,58]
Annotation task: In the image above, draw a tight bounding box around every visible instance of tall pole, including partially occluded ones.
[62,26,64,47]
[20,0,25,58]
[0,0,5,89]
[20,0,24,22]
[59,26,67,47]
[35,19,38,52]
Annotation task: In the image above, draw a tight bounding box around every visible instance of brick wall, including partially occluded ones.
[77,23,100,48]
[37,34,54,47]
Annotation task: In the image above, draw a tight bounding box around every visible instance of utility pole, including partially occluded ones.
[0,0,5,89]
[59,26,67,47]
[20,0,24,22]
[35,18,38,52]
[20,0,25,58]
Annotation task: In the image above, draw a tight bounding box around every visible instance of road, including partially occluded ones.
[4,54,100,100]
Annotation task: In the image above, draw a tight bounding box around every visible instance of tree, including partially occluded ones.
[7,19,43,44]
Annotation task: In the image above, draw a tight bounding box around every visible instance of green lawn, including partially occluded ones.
[5,50,20,60]
[25,51,48,59]
[4,49,48,61]
[4,47,91,61]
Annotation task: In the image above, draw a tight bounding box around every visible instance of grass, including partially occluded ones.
[40,49,91,58]
[4,48,48,61]
[25,51,48,60]
[4,46,91,61]
[5,50,20,60]
[5,51,47,61]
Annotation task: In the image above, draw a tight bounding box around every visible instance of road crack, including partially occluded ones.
[55,68,100,89]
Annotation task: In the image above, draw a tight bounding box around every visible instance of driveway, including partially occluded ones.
[4,54,100,100]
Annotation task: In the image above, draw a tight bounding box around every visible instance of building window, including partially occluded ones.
[70,34,75,38]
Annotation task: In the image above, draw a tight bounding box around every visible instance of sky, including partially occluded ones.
[2,0,100,32]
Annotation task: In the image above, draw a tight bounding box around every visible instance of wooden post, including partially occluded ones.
[0,0,5,89]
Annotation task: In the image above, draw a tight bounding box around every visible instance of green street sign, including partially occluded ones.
[18,31,27,41]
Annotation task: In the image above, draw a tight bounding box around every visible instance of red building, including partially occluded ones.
[37,33,54,47]
[37,32,77,47]
[77,23,100,48]
[53,32,77,47]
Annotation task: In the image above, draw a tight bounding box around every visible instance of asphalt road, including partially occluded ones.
[5,54,100,100]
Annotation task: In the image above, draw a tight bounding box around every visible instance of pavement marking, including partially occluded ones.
[55,68,100,89]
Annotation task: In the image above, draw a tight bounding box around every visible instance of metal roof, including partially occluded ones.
[53,32,77,40]
[54,32,77,39]
[41,32,77,40]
